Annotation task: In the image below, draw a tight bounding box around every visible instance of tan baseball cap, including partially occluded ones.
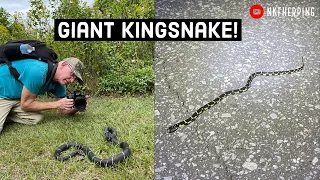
[63,57,85,85]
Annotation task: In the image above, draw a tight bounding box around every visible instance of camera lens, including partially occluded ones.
[74,97,87,111]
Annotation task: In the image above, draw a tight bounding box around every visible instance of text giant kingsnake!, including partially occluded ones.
[168,58,304,133]
[54,127,130,167]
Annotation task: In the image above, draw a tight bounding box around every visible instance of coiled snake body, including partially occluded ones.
[168,58,304,133]
[54,127,130,167]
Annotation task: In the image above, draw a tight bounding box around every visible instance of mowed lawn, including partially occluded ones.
[0,96,154,179]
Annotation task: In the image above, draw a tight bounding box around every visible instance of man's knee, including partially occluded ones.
[28,113,44,125]
[7,112,44,125]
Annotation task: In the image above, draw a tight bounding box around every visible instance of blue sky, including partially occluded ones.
[1,0,95,14]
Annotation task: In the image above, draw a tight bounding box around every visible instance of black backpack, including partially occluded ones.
[0,40,58,89]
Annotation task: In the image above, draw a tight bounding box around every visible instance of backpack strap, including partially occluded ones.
[0,47,23,84]
[44,59,55,87]
[40,61,58,91]
[5,58,23,85]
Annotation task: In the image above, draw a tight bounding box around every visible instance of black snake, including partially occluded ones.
[168,58,304,133]
[54,127,131,167]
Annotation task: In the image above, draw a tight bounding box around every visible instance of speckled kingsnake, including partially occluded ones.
[54,127,130,167]
[168,58,304,133]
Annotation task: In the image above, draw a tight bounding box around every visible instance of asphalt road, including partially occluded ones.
[154,0,319,179]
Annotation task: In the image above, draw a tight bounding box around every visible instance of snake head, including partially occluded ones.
[104,127,117,144]
[167,124,179,133]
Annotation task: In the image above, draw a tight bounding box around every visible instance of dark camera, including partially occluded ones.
[66,90,87,112]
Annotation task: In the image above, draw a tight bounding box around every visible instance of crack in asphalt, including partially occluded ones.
[160,58,188,113]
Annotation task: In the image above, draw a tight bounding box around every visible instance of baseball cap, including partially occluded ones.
[63,57,85,85]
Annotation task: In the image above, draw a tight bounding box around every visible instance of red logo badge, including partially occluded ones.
[250,4,264,19]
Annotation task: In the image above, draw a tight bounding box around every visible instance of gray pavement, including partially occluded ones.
[154,0,319,179]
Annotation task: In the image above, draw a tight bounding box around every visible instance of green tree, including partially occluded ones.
[10,12,28,39]
[27,0,52,38]
[0,24,11,44]
[0,7,10,28]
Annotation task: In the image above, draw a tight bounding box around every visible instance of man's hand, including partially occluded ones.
[57,98,74,111]
[59,95,89,115]
[84,95,89,110]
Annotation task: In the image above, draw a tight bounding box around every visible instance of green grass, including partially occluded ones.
[0,96,154,180]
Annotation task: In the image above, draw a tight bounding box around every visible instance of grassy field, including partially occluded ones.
[0,96,154,180]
